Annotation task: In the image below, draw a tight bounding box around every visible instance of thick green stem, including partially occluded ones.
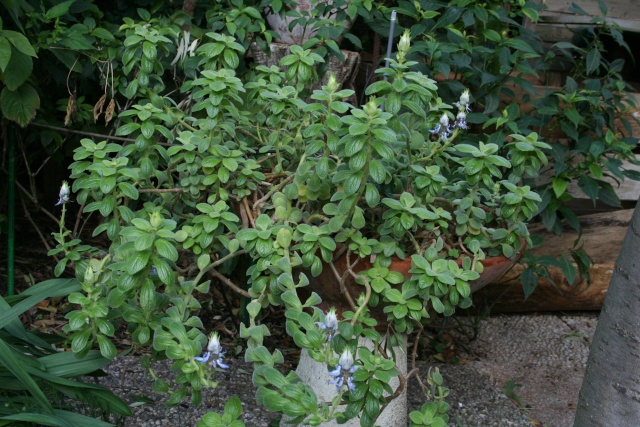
[346,132,372,222]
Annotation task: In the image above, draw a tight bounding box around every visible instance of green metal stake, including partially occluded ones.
[7,126,15,296]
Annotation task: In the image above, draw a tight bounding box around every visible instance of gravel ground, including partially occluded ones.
[95,313,597,427]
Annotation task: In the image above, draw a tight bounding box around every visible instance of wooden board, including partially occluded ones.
[471,264,611,313]
[471,209,634,312]
[527,0,640,43]
[538,0,640,21]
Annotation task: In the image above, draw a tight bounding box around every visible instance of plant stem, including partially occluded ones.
[30,122,136,143]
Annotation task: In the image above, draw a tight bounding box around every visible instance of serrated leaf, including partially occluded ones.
[3,30,36,57]
[1,83,39,127]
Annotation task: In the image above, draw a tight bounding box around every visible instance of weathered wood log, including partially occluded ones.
[472,264,611,313]
[471,209,633,312]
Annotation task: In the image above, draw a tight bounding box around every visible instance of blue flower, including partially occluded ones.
[455,111,468,130]
[195,332,229,369]
[429,113,452,140]
[328,349,358,392]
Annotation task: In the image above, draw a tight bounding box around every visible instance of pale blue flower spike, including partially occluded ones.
[215,359,230,369]
[194,351,211,364]
[327,349,357,392]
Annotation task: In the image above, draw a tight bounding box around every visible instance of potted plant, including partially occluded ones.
[55,12,549,426]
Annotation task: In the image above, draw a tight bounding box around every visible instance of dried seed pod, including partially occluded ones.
[93,94,107,123]
[64,94,76,126]
[105,98,116,123]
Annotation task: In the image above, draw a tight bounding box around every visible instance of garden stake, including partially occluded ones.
[7,126,15,296]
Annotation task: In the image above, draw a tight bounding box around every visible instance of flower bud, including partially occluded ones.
[56,181,70,206]
[363,97,378,116]
[439,113,450,127]
[326,73,339,92]
[207,332,221,355]
[324,308,338,331]
[398,29,411,55]
[459,89,470,107]
[150,211,163,228]
[84,265,96,284]
[457,89,471,113]
[338,348,354,371]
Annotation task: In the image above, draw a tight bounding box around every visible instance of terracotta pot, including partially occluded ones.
[304,242,526,319]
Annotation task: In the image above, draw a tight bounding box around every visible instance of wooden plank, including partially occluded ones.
[537,0,640,22]
[537,157,640,203]
[471,264,611,313]
[526,209,632,263]
[471,209,634,312]
[539,14,640,33]
[530,0,640,43]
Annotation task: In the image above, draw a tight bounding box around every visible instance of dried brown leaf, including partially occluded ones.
[64,95,76,126]
[93,94,107,123]
[105,98,116,123]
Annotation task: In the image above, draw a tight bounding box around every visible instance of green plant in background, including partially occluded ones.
[362,0,639,296]
[0,278,130,426]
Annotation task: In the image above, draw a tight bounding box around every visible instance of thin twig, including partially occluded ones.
[411,326,429,398]
[138,188,183,193]
[379,369,410,416]
[19,196,55,257]
[14,180,59,224]
[252,174,295,217]
[237,200,249,230]
[209,269,251,298]
[30,122,136,143]
[242,196,255,228]
[73,202,88,238]
[345,250,371,325]
[328,260,357,310]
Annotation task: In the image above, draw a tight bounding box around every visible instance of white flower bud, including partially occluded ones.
[207,332,221,354]
[459,89,470,107]
[324,308,338,330]
[439,113,450,127]
[57,181,70,205]
[327,73,339,92]
[398,29,411,54]
[84,265,96,284]
[339,348,354,371]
